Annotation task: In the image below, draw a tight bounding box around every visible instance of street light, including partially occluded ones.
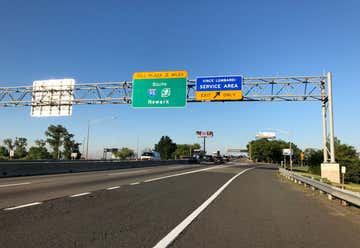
[267,128,293,171]
[57,133,62,160]
[85,116,119,160]
[253,131,277,162]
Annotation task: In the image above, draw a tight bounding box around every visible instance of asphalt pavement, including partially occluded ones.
[0,163,215,209]
[0,162,359,248]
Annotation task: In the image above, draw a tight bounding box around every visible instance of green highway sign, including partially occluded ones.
[132,70,187,108]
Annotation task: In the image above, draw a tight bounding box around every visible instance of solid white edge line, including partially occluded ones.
[130,182,140,185]
[0,182,32,188]
[69,192,91,198]
[106,186,121,190]
[144,166,227,183]
[4,202,42,211]
[152,167,254,248]
[107,169,150,176]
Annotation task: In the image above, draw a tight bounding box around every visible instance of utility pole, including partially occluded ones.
[290,142,293,171]
[86,120,90,160]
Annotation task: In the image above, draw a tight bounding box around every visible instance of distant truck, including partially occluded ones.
[140,151,161,161]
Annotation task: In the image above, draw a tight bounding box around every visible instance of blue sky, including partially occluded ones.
[0,0,359,158]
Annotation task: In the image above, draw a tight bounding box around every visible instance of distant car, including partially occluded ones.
[203,155,214,162]
[186,156,200,164]
[212,155,224,163]
[140,151,161,161]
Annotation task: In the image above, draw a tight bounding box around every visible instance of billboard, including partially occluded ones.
[256,132,276,139]
[31,79,75,117]
[196,131,214,137]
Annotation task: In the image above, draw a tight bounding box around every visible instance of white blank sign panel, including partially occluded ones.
[31,79,75,117]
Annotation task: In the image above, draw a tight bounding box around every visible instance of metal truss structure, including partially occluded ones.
[0,82,132,107]
[0,73,335,164]
[0,75,326,107]
[187,75,325,102]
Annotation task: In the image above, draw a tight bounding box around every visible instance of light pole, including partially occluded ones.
[57,133,63,160]
[265,128,293,170]
[82,137,86,159]
[280,130,293,171]
[86,120,90,160]
[136,136,140,160]
[254,131,276,162]
[249,142,252,161]
[85,116,119,160]
[289,141,293,171]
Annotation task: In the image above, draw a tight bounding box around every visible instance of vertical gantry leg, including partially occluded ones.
[321,72,340,183]
[327,72,336,163]
[321,101,329,162]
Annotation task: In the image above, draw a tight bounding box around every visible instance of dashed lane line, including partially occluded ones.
[69,192,91,198]
[1,164,243,212]
[106,186,121,190]
[4,202,43,211]
[0,182,32,188]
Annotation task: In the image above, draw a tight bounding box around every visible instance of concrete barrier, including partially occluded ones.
[0,160,190,178]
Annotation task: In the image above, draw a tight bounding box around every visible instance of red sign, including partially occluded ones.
[196,131,214,137]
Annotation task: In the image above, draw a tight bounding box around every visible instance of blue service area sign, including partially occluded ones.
[195,75,243,100]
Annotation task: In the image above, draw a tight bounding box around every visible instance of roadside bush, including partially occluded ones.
[345,161,360,184]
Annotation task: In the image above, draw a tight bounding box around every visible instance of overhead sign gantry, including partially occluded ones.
[0,71,339,182]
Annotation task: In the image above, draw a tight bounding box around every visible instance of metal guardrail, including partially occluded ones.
[279,168,360,207]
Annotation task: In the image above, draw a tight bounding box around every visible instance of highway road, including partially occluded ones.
[0,161,359,248]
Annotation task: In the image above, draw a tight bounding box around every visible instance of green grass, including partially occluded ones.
[345,183,360,193]
[298,171,322,180]
[295,170,360,193]
[291,166,309,173]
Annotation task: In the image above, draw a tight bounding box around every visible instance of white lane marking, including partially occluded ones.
[130,182,140,185]
[107,169,150,176]
[152,167,254,248]
[4,202,42,211]
[106,186,120,190]
[69,192,91,198]
[0,182,32,188]
[144,165,230,183]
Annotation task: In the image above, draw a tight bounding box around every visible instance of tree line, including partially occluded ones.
[154,136,201,160]
[0,125,81,160]
[112,136,201,160]
[248,137,360,184]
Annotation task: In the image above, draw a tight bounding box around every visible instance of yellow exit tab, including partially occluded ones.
[195,90,243,101]
[133,70,187,80]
